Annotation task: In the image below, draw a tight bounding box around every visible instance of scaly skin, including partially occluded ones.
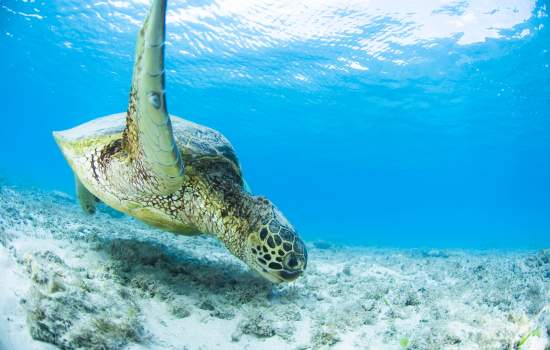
[54,115,307,283]
[54,0,306,283]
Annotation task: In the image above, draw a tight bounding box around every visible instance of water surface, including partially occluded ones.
[1,0,549,248]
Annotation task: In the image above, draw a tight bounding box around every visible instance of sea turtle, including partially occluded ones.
[53,0,307,283]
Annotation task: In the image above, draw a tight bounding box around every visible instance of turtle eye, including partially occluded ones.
[288,256,298,268]
[283,252,305,272]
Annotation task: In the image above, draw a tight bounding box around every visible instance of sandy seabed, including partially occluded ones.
[0,184,548,350]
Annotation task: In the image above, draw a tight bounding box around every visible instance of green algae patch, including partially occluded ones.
[516,327,541,350]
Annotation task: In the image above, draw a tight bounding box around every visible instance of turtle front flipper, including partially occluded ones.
[75,175,98,215]
[123,0,184,195]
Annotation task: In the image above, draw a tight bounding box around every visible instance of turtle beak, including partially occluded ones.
[251,264,286,283]
[277,269,302,282]
[249,255,306,283]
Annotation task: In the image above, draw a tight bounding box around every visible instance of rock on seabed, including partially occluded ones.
[0,185,549,350]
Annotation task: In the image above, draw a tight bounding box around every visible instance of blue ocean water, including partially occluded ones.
[0,0,549,249]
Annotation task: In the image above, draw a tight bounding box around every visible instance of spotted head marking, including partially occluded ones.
[245,196,307,283]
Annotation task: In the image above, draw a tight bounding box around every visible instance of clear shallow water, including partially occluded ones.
[0,0,549,248]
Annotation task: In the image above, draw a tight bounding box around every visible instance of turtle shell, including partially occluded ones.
[171,116,242,177]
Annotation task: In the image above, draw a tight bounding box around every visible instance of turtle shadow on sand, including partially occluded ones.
[100,238,275,307]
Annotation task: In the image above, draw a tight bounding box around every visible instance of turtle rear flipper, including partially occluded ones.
[122,0,184,195]
[75,175,97,215]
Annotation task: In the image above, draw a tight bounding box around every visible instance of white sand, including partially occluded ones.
[0,185,548,350]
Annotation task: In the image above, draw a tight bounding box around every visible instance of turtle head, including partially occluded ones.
[244,196,307,283]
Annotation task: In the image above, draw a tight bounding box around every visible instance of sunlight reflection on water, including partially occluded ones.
[2,0,545,89]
